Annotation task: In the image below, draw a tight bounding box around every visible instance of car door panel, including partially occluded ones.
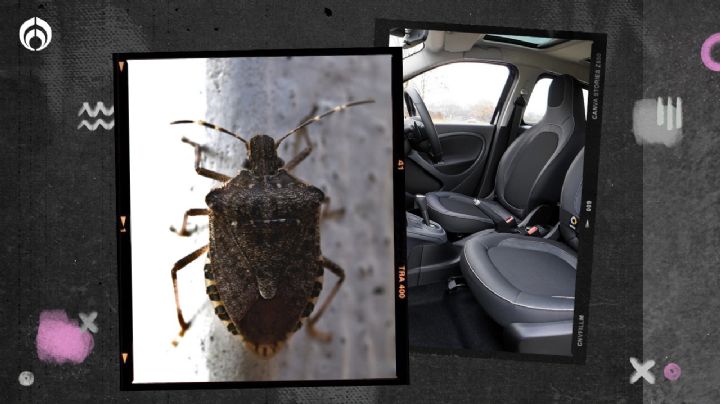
[406,156,443,195]
[434,132,484,175]
[405,123,494,199]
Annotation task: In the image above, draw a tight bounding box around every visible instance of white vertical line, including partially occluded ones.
[667,96,673,130]
[676,97,683,129]
[656,97,664,126]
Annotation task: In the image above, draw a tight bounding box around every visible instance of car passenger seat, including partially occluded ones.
[460,149,585,356]
[425,74,585,234]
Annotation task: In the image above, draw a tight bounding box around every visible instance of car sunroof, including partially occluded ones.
[484,34,567,48]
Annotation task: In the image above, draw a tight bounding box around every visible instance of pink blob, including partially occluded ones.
[701,33,720,71]
[36,310,94,364]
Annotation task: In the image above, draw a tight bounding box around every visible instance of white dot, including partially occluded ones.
[18,371,34,386]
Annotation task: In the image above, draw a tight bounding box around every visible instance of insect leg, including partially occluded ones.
[321,196,345,221]
[283,140,312,172]
[171,244,209,339]
[170,208,210,236]
[181,137,232,182]
[283,106,318,172]
[306,256,346,342]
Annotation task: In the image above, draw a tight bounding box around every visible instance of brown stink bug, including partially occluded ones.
[167,100,373,358]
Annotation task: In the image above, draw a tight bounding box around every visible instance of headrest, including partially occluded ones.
[543,74,585,124]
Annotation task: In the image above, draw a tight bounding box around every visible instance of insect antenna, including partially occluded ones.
[170,119,249,147]
[275,99,374,147]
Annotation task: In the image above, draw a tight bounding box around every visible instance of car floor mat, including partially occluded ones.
[408,282,504,352]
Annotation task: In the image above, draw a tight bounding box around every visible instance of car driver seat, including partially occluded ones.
[459,149,584,356]
[425,74,585,234]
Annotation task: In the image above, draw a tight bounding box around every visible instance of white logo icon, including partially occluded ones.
[19,17,52,51]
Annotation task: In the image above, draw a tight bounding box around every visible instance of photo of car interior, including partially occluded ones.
[392,29,593,357]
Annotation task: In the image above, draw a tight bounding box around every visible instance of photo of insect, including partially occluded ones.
[168,100,373,358]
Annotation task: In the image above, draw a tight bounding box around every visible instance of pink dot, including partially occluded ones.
[701,33,720,71]
[664,362,681,381]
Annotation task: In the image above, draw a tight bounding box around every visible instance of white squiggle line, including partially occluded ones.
[77,119,115,130]
[78,102,114,117]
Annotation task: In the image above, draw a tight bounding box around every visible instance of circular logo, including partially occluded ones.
[701,33,720,72]
[19,17,52,51]
[664,362,682,381]
[18,371,34,386]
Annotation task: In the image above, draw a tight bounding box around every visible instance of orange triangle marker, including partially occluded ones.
[119,61,125,72]
[122,353,128,363]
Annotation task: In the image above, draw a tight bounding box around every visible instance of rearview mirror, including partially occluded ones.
[389,28,428,48]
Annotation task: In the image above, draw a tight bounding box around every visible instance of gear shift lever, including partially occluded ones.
[415,194,433,227]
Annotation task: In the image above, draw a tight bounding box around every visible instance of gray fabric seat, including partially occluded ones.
[460,149,584,326]
[426,74,585,234]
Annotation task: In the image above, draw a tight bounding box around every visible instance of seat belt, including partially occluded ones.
[471,92,528,199]
[472,198,517,231]
[471,95,525,222]
[507,92,527,146]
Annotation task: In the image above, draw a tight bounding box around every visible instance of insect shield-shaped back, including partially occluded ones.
[169,100,372,358]
[204,151,325,358]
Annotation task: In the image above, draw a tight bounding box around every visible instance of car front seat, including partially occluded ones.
[459,149,584,355]
[425,74,585,234]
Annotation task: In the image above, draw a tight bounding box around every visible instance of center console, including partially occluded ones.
[406,195,464,287]
[406,211,446,251]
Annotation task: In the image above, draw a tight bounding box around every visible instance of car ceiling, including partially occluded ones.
[403,30,592,83]
[425,30,592,64]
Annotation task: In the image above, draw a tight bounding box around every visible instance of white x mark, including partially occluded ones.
[79,312,98,333]
[629,357,655,384]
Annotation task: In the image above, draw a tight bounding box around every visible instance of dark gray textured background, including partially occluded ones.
[0,0,709,402]
[642,0,720,402]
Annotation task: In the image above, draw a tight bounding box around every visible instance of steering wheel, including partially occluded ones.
[404,87,442,162]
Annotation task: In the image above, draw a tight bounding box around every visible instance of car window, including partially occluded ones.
[404,62,510,124]
[523,77,588,124]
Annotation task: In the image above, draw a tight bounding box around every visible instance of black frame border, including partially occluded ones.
[113,46,409,390]
[374,19,608,365]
